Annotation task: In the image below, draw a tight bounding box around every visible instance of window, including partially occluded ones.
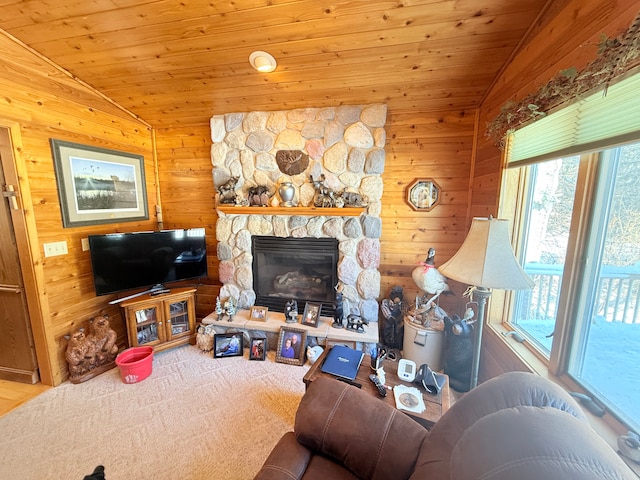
[499,73,640,431]
[511,155,580,353]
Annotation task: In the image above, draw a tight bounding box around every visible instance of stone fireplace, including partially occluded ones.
[211,104,386,323]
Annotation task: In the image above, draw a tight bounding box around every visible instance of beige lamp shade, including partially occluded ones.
[439,217,534,290]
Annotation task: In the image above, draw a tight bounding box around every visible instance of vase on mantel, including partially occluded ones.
[278,182,295,207]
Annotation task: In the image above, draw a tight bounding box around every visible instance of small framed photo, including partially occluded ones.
[275,326,307,366]
[249,337,267,361]
[213,332,243,358]
[301,302,321,327]
[249,306,268,321]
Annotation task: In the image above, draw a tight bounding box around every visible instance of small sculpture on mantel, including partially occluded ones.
[284,298,298,323]
[247,185,271,206]
[216,176,239,205]
[340,189,366,207]
[310,174,342,208]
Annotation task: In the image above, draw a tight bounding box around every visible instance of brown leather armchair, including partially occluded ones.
[254,372,636,480]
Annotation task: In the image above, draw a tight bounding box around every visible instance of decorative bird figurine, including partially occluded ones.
[196,323,216,352]
[412,247,451,308]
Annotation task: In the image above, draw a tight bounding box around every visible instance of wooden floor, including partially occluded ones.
[0,380,50,418]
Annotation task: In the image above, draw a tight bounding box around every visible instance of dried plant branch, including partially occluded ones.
[486,10,640,148]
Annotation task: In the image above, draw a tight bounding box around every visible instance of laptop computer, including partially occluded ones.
[321,345,364,381]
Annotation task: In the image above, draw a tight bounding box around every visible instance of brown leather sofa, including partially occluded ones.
[254,371,636,480]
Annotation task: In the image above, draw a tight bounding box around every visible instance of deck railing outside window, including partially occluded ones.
[516,264,640,331]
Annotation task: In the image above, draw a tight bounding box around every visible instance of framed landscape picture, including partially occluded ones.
[50,139,148,227]
[213,333,243,358]
[275,326,307,366]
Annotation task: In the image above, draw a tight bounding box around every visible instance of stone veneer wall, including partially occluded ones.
[211,104,386,323]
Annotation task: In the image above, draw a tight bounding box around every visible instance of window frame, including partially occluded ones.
[495,145,639,433]
[492,72,640,443]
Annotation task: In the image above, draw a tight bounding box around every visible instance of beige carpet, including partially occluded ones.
[0,345,309,480]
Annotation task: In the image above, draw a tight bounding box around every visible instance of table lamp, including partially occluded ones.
[438,216,534,390]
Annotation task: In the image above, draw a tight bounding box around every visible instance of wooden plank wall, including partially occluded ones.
[154,126,220,319]
[155,108,476,320]
[0,33,155,385]
[381,109,475,311]
[1,31,476,383]
[473,0,640,382]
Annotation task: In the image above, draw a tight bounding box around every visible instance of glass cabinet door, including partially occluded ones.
[134,307,160,345]
[168,300,190,337]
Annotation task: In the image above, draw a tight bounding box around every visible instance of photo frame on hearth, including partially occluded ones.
[301,302,321,328]
[213,332,243,358]
[249,306,269,321]
[249,337,267,361]
[275,326,307,366]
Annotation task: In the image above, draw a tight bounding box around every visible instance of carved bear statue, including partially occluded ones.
[88,315,118,364]
[64,314,119,383]
[64,328,94,378]
[443,314,474,392]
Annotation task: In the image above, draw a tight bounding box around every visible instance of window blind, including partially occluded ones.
[507,72,640,166]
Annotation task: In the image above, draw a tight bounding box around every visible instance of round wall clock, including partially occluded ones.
[406,178,441,211]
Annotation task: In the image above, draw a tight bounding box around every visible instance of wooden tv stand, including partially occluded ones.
[119,287,197,352]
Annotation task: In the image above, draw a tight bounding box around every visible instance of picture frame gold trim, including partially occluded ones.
[406,178,441,212]
[50,139,148,227]
[275,326,307,366]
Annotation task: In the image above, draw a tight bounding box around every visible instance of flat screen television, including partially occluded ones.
[88,228,207,297]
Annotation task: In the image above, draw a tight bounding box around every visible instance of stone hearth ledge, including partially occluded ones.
[201,308,378,353]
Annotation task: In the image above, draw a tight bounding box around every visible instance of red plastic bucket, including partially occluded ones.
[115,346,154,384]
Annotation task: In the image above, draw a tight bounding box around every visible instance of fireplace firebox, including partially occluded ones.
[252,236,338,316]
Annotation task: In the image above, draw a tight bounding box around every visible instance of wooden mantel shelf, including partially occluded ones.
[216,206,365,216]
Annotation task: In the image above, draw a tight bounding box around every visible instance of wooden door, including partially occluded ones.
[0,127,38,383]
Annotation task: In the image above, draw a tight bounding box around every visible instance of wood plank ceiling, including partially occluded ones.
[0,0,550,128]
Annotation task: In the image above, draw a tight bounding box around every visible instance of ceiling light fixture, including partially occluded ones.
[249,51,277,73]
